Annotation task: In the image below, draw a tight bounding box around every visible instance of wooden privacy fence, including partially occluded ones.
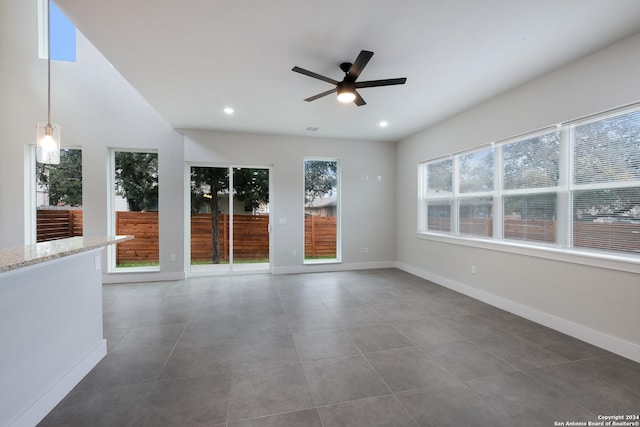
[504,219,556,243]
[574,221,640,253]
[36,209,83,242]
[190,213,270,262]
[116,211,159,264]
[305,215,337,258]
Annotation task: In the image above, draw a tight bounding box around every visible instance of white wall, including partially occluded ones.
[396,32,640,361]
[0,0,185,281]
[183,130,396,273]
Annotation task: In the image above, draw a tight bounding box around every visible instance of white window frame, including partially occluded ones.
[303,157,342,265]
[417,106,640,275]
[107,148,160,273]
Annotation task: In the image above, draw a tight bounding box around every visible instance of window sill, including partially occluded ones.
[304,258,342,265]
[416,232,640,274]
[108,266,161,274]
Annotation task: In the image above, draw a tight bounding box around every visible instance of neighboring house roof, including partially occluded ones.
[307,196,337,208]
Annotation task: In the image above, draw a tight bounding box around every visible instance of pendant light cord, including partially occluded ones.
[47,0,51,125]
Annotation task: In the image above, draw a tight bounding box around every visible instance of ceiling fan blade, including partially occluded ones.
[304,88,337,102]
[292,66,339,85]
[354,90,366,106]
[356,77,407,88]
[347,50,374,81]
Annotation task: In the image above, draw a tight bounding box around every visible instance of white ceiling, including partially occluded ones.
[55,0,640,142]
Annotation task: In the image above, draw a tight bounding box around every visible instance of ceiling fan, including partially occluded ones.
[292,50,407,106]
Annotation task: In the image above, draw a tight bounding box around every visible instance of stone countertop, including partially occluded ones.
[0,236,133,273]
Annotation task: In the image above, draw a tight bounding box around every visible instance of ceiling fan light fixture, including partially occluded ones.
[336,82,356,103]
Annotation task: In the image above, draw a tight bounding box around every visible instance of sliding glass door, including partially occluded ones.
[189,165,270,273]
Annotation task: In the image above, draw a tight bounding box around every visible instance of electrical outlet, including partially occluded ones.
[292,249,297,257]
[471,265,476,274]
[170,254,176,262]
[364,247,369,253]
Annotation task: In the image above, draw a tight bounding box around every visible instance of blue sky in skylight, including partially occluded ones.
[50,1,76,62]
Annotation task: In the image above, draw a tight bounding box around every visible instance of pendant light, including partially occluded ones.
[36,0,60,165]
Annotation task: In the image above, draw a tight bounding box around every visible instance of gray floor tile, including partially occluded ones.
[228,362,314,422]
[228,408,322,427]
[526,360,640,414]
[317,395,418,427]
[232,331,300,372]
[370,301,431,322]
[392,318,466,347]
[178,316,239,347]
[466,371,592,426]
[280,298,327,315]
[301,355,391,406]
[327,305,386,327]
[577,354,640,395]
[75,348,167,390]
[476,309,548,334]
[286,307,341,332]
[410,296,474,317]
[396,382,506,427]
[422,340,517,381]
[435,314,505,339]
[517,329,609,361]
[293,328,360,361]
[38,382,151,427]
[104,326,129,351]
[140,372,231,426]
[39,270,639,426]
[237,314,290,339]
[365,347,459,392]
[471,333,570,370]
[160,342,234,380]
[110,323,184,355]
[346,324,414,353]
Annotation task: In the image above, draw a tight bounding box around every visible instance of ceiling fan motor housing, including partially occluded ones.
[340,62,353,74]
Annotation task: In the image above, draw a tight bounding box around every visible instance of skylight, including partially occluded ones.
[38,0,76,62]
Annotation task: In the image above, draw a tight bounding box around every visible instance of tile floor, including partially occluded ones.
[39,269,640,427]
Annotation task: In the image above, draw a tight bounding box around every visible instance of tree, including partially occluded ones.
[190,167,269,264]
[36,148,83,206]
[458,147,494,193]
[503,133,560,191]
[114,152,158,211]
[573,110,640,219]
[304,160,337,205]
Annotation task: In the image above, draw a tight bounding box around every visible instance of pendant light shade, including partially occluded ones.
[36,0,60,165]
[36,121,61,164]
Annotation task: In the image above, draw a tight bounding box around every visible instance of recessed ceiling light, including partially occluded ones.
[379,121,389,128]
[223,107,234,115]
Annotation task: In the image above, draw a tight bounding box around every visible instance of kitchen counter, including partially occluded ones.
[0,235,132,427]
[0,235,132,273]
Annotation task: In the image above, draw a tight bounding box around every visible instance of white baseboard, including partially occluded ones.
[102,271,185,284]
[272,261,395,275]
[11,340,107,427]
[396,262,640,364]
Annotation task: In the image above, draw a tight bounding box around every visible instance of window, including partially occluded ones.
[571,110,640,254]
[458,147,494,237]
[304,159,340,263]
[39,0,77,62]
[421,158,453,233]
[502,132,560,243]
[110,150,159,271]
[419,106,640,262]
[34,148,83,242]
